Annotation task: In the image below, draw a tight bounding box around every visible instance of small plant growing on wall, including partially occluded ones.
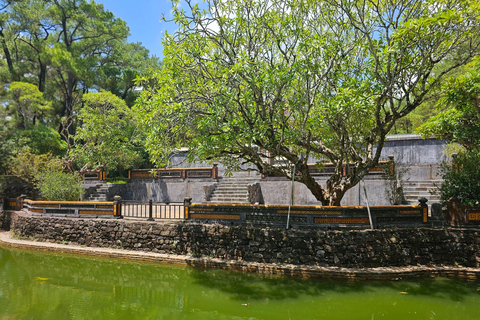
[382,156,408,205]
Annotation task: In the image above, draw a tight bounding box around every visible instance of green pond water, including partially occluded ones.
[1,246,480,320]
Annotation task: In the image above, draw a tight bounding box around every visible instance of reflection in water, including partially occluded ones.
[1,245,480,320]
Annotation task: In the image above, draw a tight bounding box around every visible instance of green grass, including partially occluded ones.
[106,180,127,184]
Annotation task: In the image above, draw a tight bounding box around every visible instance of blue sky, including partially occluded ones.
[96,0,178,59]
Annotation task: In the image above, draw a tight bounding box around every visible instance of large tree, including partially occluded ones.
[71,91,143,176]
[0,0,160,141]
[137,0,480,205]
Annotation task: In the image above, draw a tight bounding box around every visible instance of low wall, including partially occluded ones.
[10,212,480,268]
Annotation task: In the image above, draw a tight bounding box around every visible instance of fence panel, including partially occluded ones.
[23,199,118,217]
[122,201,185,220]
[186,203,428,229]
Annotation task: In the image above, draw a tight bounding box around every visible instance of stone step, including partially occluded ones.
[220,177,260,181]
[86,183,110,202]
[209,200,249,204]
[216,183,251,188]
[89,192,107,197]
[89,192,107,196]
[219,180,259,186]
[212,190,248,195]
[209,200,250,204]
[215,186,249,191]
[405,181,442,186]
[404,190,438,195]
[210,199,249,204]
[212,194,249,199]
[405,194,440,199]
[209,195,249,200]
[207,177,260,204]
[88,197,107,202]
[404,186,440,191]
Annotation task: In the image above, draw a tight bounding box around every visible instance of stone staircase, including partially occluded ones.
[403,180,443,205]
[208,178,259,204]
[87,183,109,201]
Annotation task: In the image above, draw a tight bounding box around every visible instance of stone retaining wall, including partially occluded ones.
[9,211,480,269]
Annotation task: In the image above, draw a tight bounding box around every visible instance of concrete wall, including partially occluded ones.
[259,177,389,206]
[379,137,447,165]
[84,137,446,205]
[106,176,390,206]
[124,179,215,203]
[170,137,448,174]
[378,137,448,181]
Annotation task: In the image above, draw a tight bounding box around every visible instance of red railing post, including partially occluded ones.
[113,195,123,218]
[184,197,192,219]
[148,199,154,221]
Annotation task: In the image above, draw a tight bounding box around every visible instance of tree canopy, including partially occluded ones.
[135,0,480,205]
[0,0,160,140]
[416,60,480,150]
[0,0,159,180]
[72,91,143,176]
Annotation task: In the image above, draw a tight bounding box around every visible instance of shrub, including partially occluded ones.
[37,171,83,201]
[438,151,480,206]
[10,151,64,198]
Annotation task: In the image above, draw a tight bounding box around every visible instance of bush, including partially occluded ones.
[10,151,64,198]
[438,151,480,206]
[37,171,84,201]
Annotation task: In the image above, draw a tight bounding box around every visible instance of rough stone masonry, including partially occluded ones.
[8,211,480,269]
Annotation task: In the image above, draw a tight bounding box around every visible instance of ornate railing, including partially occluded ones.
[23,199,121,217]
[263,161,390,178]
[185,199,428,229]
[128,165,218,180]
[80,170,106,181]
[122,200,184,220]
[307,160,389,177]
[14,197,432,229]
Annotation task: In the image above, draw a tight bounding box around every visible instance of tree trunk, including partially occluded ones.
[38,61,46,93]
[0,29,18,80]
[59,71,77,145]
